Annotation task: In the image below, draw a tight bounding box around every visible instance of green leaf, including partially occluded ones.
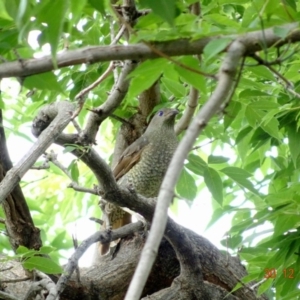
[208,155,229,164]
[179,68,205,92]
[287,125,300,168]
[161,77,186,97]
[70,0,87,25]
[23,256,62,274]
[16,245,30,255]
[68,160,79,183]
[23,72,64,92]
[257,277,274,296]
[51,231,66,249]
[273,26,292,39]
[204,14,240,28]
[220,167,259,195]
[49,163,66,177]
[0,1,13,20]
[0,96,5,109]
[250,66,275,81]
[203,38,232,61]
[204,167,223,205]
[245,105,280,140]
[127,59,168,98]
[273,215,299,237]
[236,127,252,144]
[245,105,262,127]
[39,246,56,255]
[249,101,280,110]
[239,89,271,98]
[186,154,207,175]
[220,167,252,179]
[284,0,297,10]
[63,145,78,154]
[220,234,242,249]
[37,0,69,62]
[4,0,18,20]
[176,168,197,200]
[88,0,106,15]
[224,100,242,129]
[140,0,177,26]
[135,12,163,29]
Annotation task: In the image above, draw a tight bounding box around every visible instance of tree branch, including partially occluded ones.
[175,87,199,135]
[0,101,75,205]
[50,221,144,300]
[0,23,298,78]
[125,39,247,300]
[78,60,137,144]
[0,111,42,251]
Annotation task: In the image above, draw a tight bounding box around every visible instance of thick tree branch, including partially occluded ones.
[0,101,75,204]
[0,23,298,78]
[49,134,265,299]
[0,111,42,251]
[50,221,144,300]
[125,40,247,300]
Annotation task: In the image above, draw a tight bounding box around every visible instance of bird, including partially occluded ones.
[99,108,178,255]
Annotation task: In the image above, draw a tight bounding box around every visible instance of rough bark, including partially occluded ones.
[0,228,266,300]
[0,110,42,251]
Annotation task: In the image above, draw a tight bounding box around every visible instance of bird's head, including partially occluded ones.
[146,108,178,135]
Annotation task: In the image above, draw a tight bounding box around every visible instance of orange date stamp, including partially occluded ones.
[264,268,295,279]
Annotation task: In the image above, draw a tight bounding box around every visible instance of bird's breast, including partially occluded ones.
[118,139,178,198]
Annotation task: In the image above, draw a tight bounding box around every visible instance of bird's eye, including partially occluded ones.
[158,110,164,116]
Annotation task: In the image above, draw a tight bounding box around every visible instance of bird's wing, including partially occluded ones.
[113,136,150,181]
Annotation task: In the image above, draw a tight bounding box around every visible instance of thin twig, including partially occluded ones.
[110,113,134,127]
[0,266,13,272]
[251,53,300,99]
[72,232,81,284]
[44,150,99,195]
[31,161,50,170]
[111,25,126,45]
[175,87,199,135]
[51,222,144,300]
[249,278,267,290]
[143,41,216,79]
[1,277,30,283]
[191,139,215,151]
[68,183,99,195]
[89,217,104,225]
[75,61,115,102]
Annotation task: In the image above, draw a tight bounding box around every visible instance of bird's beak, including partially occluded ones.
[167,109,179,118]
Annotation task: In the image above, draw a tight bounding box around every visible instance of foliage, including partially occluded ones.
[1,246,62,274]
[0,0,300,299]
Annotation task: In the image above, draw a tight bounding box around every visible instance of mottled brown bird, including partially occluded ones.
[99,108,178,255]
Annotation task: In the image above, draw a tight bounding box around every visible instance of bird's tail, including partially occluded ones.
[98,203,132,255]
